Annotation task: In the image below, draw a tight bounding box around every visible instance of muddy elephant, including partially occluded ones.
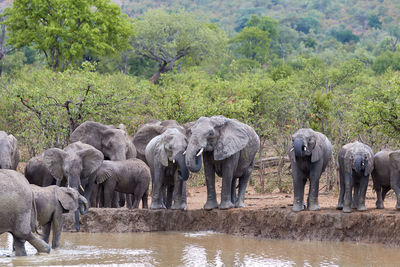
[41,141,103,230]
[185,116,260,210]
[336,141,374,213]
[0,170,50,256]
[27,185,88,248]
[0,130,19,170]
[289,128,333,212]
[372,150,400,210]
[145,128,189,210]
[91,159,150,209]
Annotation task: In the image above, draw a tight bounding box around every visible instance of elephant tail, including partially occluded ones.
[31,192,43,237]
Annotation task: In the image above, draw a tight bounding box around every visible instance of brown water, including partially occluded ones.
[0,231,399,266]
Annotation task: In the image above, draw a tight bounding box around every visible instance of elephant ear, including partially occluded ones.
[56,187,79,211]
[77,147,104,178]
[43,148,68,181]
[311,134,325,163]
[182,121,195,139]
[126,138,137,159]
[8,134,19,169]
[389,151,400,169]
[94,164,112,184]
[364,147,374,176]
[133,124,165,155]
[155,138,168,167]
[214,118,249,161]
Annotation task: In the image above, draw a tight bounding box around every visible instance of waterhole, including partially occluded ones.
[0,231,399,266]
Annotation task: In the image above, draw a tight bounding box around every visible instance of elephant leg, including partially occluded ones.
[308,162,323,211]
[382,186,391,201]
[343,172,353,213]
[42,222,51,244]
[171,174,186,210]
[12,235,27,256]
[292,166,306,212]
[352,180,360,209]
[390,173,400,210]
[126,194,133,209]
[111,191,119,208]
[25,232,51,254]
[375,185,384,209]
[51,214,63,249]
[103,181,116,208]
[236,168,252,208]
[90,183,99,208]
[119,193,126,208]
[231,178,237,205]
[336,168,345,210]
[150,166,166,209]
[131,194,141,209]
[142,189,149,209]
[357,175,368,211]
[203,152,218,210]
[166,184,174,209]
[219,155,238,210]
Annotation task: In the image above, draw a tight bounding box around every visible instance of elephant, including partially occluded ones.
[25,153,56,187]
[289,128,333,212]
[24,185,88,249]
[372,150,400,210]
[336,141,374,213]
[0,130,19,170]
[70,121,136,161]
[29,141,103,230]
[70,121,137,208]
[91,159,150,209]
[0,169,50,256]
[185,116,260,210]
[145,128,189,210]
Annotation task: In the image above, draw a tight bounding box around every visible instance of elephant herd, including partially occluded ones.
[0,115,261,256]
[289,128,400,213]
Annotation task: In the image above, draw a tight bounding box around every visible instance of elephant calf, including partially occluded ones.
[372,150,400,210]
[30,185,88,248]
[336,141,374,213]
[92,159,150,209]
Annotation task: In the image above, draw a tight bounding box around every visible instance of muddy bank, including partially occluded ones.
[63,207,400,246]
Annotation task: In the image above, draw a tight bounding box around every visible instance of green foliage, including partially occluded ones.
[3,0,133,71]
[330,26,360,43]
[294,16,320,34]
[372,51,400,74]
[367,14,382,29]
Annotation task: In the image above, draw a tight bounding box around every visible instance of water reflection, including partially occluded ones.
[0,231,399,266]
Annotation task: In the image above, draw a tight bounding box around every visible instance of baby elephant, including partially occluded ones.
[337,141,374,213]
[93,159,150,209]
[30,185,88,248]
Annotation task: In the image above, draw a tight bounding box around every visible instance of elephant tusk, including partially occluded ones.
[196,148,204,157]
[183,151,186,155]
[173,159,175,164]
[80,185,85,192]
[290,147,294,152]
[303,146,307,151]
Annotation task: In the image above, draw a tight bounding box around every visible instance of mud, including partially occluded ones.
[63,206,400,246]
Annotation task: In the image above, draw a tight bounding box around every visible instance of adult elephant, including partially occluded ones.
[28,185,88,248]
[25,153,55,187]
[185,116,260,210]
[372,150,400,210]
[70,121,136,207]
[92,159,150,209]
[289,128,333,212]
[145,128,189,210]
[336,141,374,213]
[0,169,50,256]
[0,130,19,170]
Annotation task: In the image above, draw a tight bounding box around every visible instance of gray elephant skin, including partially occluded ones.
[145,128,189,210]
[133,120,189,210]
[372,150,400,210]
[185,116,260,210]
[91,159,150,209]
[289,128,333,212]
[0,130,19,170]
[25,153,56,187]
[70,121,137,208]
[25,185,88,249]
[0,170,50,256]
[336,141,374,213]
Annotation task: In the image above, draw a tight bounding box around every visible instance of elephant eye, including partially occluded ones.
[208,130,214,137]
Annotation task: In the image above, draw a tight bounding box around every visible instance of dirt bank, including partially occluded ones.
[63,205,400,246]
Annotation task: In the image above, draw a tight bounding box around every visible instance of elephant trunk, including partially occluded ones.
[354,156,366,174]
[293,138,305,157]
[0,153,12,169]
[175,152,189,180]
[78,194,89,215]
[185,145,203,173]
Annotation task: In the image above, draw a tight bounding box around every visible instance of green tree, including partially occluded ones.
[3,0,132,71]
[372,51,400,74]
[131,10,227,83]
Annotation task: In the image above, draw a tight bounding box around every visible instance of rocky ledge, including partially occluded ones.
[63,207,400,246]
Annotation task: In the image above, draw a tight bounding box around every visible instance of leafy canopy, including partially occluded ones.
[3,0,133,71]
[131,10,227,83]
